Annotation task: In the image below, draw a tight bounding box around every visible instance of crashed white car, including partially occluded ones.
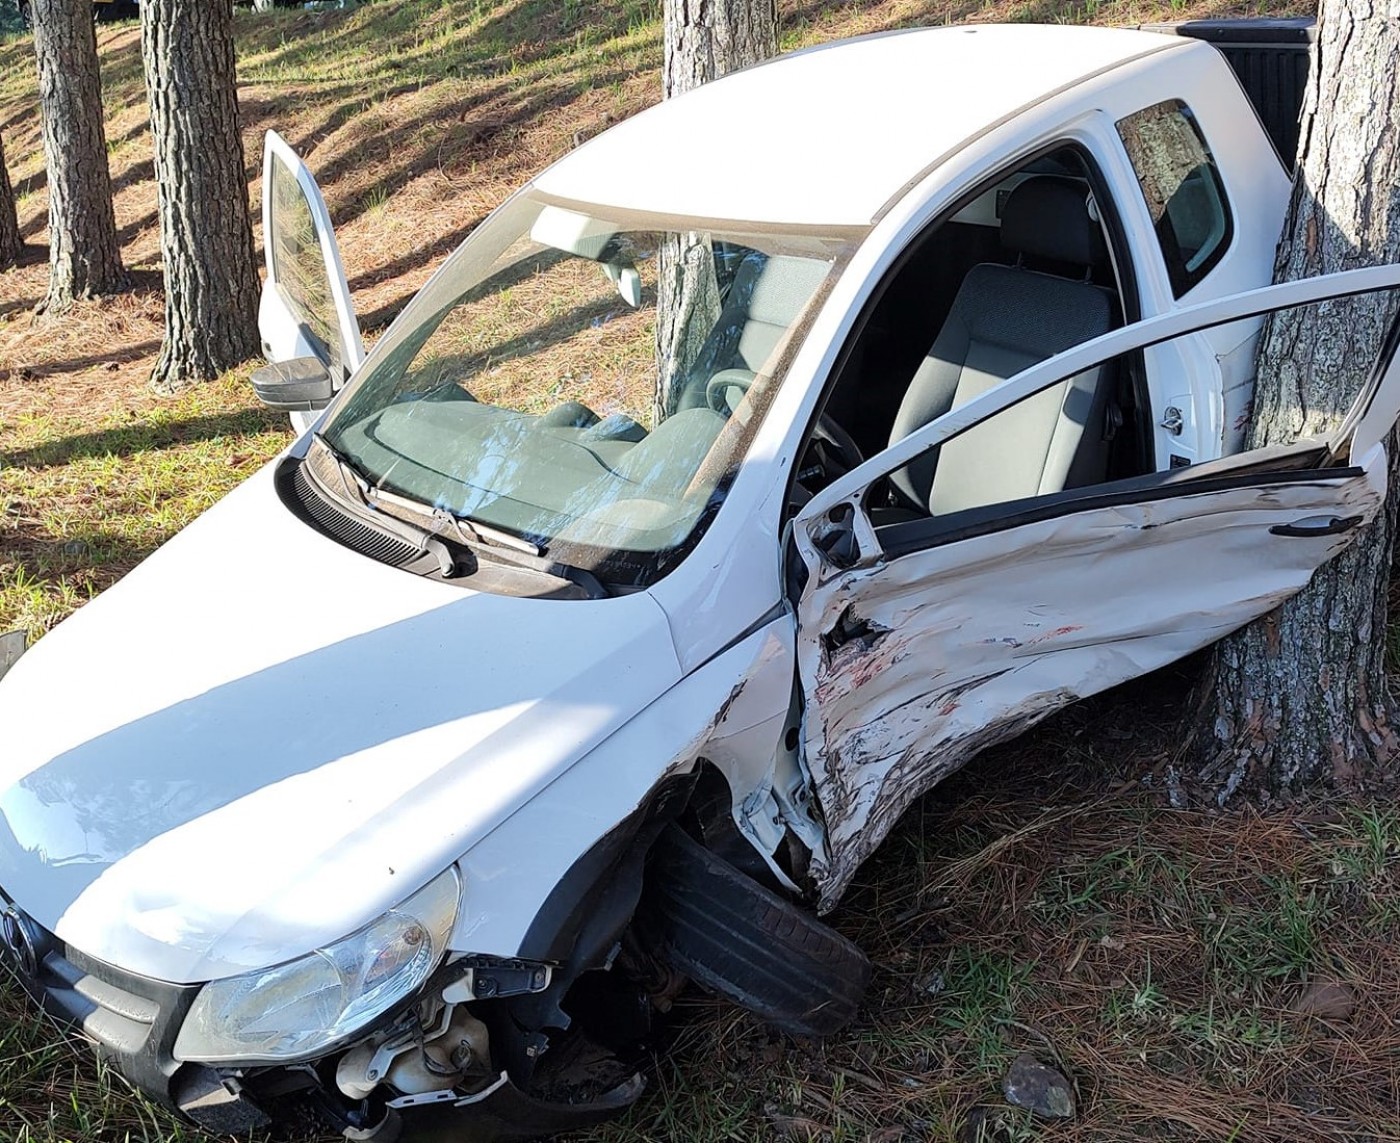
[2,22,1399,1142]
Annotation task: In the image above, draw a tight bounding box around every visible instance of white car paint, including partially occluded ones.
[0,456,681,982]
[536,25,1182,228]
[0,25,1393,1121]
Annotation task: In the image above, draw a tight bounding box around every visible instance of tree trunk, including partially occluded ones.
[31,0,126,311]
[141,0,260,391]
[662,0,777,99]
[1195,1,1400,802]
[0,132,21,270]
[655,0,778,422]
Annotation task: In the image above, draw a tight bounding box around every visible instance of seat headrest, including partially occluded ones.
[1000,176,1106,267]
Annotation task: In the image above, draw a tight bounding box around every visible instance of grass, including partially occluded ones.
[7,1,1397,1142]
[0,371,290,640]
[578,698,1400,1142]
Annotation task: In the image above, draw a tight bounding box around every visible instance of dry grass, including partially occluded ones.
[9,2,1392,1143]
[587,668,1400,1142]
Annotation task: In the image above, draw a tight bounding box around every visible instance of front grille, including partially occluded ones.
[38,945,161,1054]
[2,902,198,1104]
[287,459,422,568]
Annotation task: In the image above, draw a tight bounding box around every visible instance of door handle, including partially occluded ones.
[1269,514,1363,538]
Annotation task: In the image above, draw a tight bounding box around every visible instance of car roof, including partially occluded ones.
[534,24,1187,229]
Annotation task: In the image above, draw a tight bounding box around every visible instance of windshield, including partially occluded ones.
[320,193,848,587]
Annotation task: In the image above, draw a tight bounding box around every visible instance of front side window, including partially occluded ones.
[1117,100,1233,298]
[268,159,345,378]
[319,194,846,587]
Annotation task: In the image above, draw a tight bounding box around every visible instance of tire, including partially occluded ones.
[639,824,869,1037]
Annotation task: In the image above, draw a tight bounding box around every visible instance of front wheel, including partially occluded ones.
[638,824,870,1037]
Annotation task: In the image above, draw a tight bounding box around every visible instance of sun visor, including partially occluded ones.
[529,205,620,261]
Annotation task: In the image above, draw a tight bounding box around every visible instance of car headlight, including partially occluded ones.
[173,867,460,1063]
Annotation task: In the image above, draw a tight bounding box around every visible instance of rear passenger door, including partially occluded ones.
[790,267,1400,912]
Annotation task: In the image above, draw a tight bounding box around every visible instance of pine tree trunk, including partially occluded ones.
[662,0,777,99]
[0,132,21,270]
[1195,1,1400,802]
[655,0,778,421]
[141,0,260,391]
[31,0,126,311]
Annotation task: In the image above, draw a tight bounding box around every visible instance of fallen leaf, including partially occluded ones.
[1290,980,1354,1020]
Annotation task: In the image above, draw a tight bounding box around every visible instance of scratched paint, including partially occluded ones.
[795,453,1387,912]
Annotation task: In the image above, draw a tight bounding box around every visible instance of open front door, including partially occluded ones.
[258,131,365,430]
[792,265,1400,911]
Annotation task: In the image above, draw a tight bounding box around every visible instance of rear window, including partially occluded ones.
[1116,100,1233,298]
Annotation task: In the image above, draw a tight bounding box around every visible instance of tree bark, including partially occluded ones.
[1196,0,1400,802]
[31,0,126,311]
[141,0,260,391]
[0,131,21,270]
[662,0,778,100]
[655,0,778,421]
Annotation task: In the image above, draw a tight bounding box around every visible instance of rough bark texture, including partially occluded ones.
[0,132,20,270]
[662,0,777,99]
[31,0,126,310]
[655,0,778,420]
[1197,0,1400,802]
[655,233,723,422]
[141,0,260,391]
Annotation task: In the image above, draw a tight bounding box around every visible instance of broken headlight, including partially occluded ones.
[173,867,460,1064]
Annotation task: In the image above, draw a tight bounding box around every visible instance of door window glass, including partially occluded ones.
[268,158,344,379]
[1117,100,1233,298]
[855,288,1399,550]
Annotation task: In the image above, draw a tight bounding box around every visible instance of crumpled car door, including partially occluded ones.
[790,265,1400,911]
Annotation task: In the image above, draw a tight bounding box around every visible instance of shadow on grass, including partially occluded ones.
[4,524,167,576]
[0,408,285,469]
[0,106,34,135]
[313,74,614,229]
[109,155,154,198]
[90,26,149,103]
[0,290,43,321]
[9,340,162,379]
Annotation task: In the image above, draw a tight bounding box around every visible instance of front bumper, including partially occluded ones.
[0,896,273,1132]
[1,898,195,1098]
[0,896,647,1141]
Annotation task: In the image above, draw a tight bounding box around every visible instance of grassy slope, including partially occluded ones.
[6,2,1398,1143]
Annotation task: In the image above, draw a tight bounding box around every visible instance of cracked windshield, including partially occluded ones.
[320,196,843,580]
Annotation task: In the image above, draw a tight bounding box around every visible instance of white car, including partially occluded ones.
[2,23,1398,1141]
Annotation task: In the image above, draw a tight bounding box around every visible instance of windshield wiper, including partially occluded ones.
[452,527,611,600]
[311,433,459,577]
[369,484,541,556]
[371,489,610,599]
[310,435,610,599]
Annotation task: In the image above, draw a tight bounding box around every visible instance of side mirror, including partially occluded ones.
[251,357,336,411]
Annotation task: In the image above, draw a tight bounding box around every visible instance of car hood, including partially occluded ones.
[0,461,681,984]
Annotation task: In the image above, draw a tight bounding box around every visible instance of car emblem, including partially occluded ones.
[0,906,38,978]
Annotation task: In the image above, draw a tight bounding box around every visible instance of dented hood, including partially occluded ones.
[0,462,680,984]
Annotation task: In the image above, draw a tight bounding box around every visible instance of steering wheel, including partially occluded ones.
[810,412,864,477]
[705,368,757,415]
